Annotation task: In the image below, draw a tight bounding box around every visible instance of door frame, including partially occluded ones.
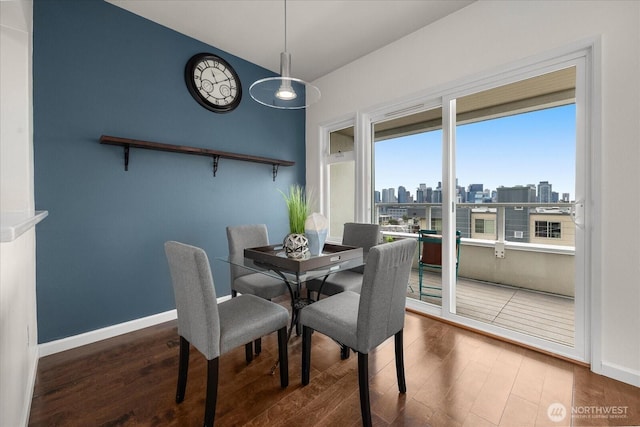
[318,38,601,364]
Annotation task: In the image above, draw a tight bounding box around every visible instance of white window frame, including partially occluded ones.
[319,116,356,242]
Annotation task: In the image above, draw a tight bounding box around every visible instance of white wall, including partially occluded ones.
[0,1,38,426]
[306,0,640,386]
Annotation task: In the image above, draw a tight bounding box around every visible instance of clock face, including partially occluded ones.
[185,53,242,113]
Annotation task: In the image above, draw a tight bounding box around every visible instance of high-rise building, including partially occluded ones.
[381,188,391,203]
[384,187,396,202]
[432,182,442,204]
[374,190,381,203]
[457,184,466,203]
[497,185,536,203]
[538,181,552,203]
[398,186,408,203]
[467,183,484,204]
[426,187,433,203]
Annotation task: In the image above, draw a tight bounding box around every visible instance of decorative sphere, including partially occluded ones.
[283,233,310,259]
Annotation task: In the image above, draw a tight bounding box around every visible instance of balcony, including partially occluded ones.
[406,270,574,347]
[376,202,576,348]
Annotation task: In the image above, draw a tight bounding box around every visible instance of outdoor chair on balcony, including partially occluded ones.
[418,229,461,299]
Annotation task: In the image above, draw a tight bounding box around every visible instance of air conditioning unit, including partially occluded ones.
[514,231,524,239]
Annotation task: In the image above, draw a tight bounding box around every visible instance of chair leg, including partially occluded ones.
[301,326,313,385]
[394,330,407,393]
[340,344,350,360]
[357,352,372,427]
[277,327,289,388]
[204,358,219,427]
[245,343,253,364]
[176,336,190,403]
[254,338,262,355]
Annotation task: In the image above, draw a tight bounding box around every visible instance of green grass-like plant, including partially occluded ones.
[280,185,310,234]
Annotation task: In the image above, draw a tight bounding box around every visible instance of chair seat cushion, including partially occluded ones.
[306,271,363,296]
[299,291,360,350]
[234,273,288,300]
[218,294,289,355]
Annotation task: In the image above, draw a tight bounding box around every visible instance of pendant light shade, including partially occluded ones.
[249,1,320,109]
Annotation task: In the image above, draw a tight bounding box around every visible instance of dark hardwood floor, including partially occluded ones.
[29,304,639,426]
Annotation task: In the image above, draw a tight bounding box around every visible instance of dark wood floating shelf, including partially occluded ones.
[99,135,295,181]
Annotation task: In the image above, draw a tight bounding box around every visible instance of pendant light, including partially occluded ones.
[249,0,321,109]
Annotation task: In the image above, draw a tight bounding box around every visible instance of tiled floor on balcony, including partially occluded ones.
[406,270,575,347]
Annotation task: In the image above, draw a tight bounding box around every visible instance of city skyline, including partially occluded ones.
[376,179,569,204]
[374,104,576,200]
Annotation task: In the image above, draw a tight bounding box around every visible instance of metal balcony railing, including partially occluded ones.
[375,201,577,296]
[374,202,576,346]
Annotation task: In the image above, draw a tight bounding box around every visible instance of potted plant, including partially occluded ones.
[280,185,311,259]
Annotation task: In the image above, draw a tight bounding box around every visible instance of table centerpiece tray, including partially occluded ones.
[244,243,363,274]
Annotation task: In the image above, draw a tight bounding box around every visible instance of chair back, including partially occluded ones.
[226,224,270,280]
[356,238,416,353]
[343,223,381,273]
[419,229,461,266]
[342,222,380,251]
[165,241,221,360]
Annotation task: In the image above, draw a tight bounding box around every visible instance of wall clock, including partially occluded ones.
[185,53,242,113]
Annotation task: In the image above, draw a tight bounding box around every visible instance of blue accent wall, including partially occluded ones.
[33,0,305,343]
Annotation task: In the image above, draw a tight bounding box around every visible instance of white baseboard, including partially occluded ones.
[599,361,640,388]
[38,309,177,357]
[38,295,233,358]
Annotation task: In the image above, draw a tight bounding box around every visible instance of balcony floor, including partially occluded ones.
[407,270,575,347]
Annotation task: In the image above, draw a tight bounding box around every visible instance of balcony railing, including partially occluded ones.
[374,202,576,346]
[375,201,577,247]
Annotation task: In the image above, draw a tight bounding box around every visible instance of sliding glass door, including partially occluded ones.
[451,66,580,350]
[321,48,592,362]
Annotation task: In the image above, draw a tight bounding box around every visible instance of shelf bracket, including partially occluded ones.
[212,155,220,177]
[124,144,130,171]
[272,164,279,181]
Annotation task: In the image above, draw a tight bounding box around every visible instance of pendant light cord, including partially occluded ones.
[283,0,288,52]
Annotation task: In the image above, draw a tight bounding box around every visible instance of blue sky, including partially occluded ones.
[374,104,576,199]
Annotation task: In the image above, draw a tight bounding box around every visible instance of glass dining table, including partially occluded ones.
[217,243,364,345]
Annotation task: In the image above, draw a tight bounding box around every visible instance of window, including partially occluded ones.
[535,220,562,238]
[474,218,495,234]
[326,124,355,241]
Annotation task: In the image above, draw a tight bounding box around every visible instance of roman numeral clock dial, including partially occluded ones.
[185,53,242,113]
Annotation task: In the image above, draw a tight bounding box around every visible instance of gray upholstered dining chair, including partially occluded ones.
[226,224,289,357]
[306,222,381,299]
[165,241,289,427]
[300,238,416,427]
